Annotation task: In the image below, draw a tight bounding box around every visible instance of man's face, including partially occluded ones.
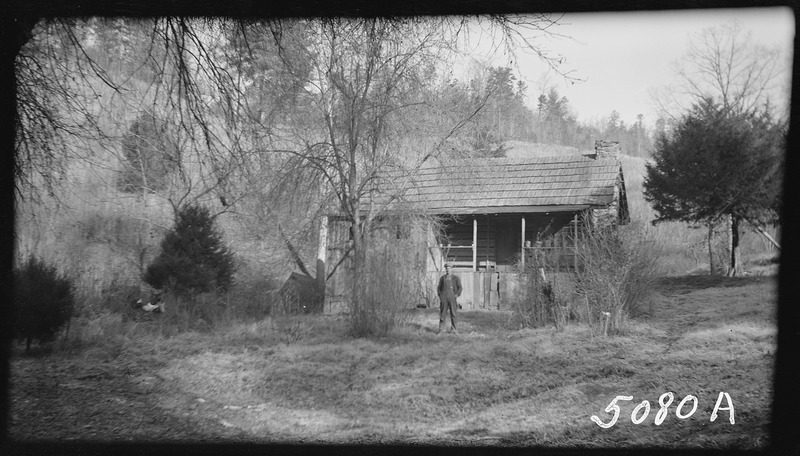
[445,265,451,274]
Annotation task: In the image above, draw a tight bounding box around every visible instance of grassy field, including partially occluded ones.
[9,274,776,449]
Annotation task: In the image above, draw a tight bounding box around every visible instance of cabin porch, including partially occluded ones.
[426,210,586,309]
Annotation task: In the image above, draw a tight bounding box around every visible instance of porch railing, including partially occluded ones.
[430,243,581,271]
[523,216,583,271]
[429,215,585,272]
[434,244,475,270]
[523,245,578,271]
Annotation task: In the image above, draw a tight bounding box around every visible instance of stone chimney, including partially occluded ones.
[594,140,621,160]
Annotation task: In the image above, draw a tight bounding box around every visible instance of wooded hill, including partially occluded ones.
[13,18,778,319]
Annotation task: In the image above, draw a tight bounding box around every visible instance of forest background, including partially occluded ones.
[10,15,785,327]
[4,9,795,449]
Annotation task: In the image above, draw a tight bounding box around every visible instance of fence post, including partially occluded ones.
[317,215,328,306]
[602,311,611,338]
[521,216,526,269]
[573,212,579,270]
[473,218,478,272]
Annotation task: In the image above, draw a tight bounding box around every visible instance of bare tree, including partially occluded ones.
[11,15,572,310]
[14,18,120,204]
[14,17,284,230]
[652,20,788,120]
[268,17,567,271]
[649,20,788,274]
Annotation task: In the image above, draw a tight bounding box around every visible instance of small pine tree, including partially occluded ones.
[144,204,236,296]
[13,257,75,353]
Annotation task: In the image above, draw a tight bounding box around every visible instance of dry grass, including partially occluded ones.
[10,275,777,449]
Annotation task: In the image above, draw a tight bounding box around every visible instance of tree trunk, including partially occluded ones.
[278,223,313,278]
[350,210,364,314]
[745,218,781,250]
[727,214,740,277]
[707,223,714,275]
[316,216,328,310]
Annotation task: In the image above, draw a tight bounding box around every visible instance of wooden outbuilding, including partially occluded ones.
[321,140,629,312]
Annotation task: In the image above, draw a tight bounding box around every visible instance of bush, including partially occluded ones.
[143,204,236,296]
[13,256,76,353]
[575,224,661,335]
[509,252,574,330]
[348,232,421,338]
[278,272,323,315]
[64,311,127,355]
[225,278,278,320]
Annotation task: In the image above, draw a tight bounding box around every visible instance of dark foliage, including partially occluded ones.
[643,98,784,226]
[143,204,236,296]
[117,113,181,193]
[13,257,75,353]
[643,99,783,275]
[278,272,323,314]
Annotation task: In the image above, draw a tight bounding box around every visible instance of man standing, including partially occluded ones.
[437,263,462,334]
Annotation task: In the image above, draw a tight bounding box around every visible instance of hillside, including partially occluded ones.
[504,140,585,158]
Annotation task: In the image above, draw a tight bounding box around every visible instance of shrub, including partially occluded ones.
[348,231,421,338]
[13,256,76,353]
[509,251,574,329]
[64,311,126,355]
[575,224,661,335]
[225,278,278,320]
[278,272,323,315]
[143,204,236,296]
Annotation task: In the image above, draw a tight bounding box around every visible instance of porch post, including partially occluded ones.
[573,212,578,270]
[521,216,526,269]
[317,215,328,309]
[472,218,478,272]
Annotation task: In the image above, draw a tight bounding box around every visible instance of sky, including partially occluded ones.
[461,7,794,127]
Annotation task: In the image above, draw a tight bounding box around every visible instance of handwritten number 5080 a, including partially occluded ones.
[591,392,734,428]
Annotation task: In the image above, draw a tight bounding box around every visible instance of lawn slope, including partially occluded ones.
[10,275,776,448]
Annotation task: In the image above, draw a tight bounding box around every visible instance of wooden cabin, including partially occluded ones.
[321,140,629,312]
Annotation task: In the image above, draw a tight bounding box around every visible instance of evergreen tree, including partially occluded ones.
[144,205,236,295]
[535,87,574,145]
[13,257,75,353]
[464,65,537,154]
[643,98,784,275]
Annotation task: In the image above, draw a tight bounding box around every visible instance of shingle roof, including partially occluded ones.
[364,155,623,215]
